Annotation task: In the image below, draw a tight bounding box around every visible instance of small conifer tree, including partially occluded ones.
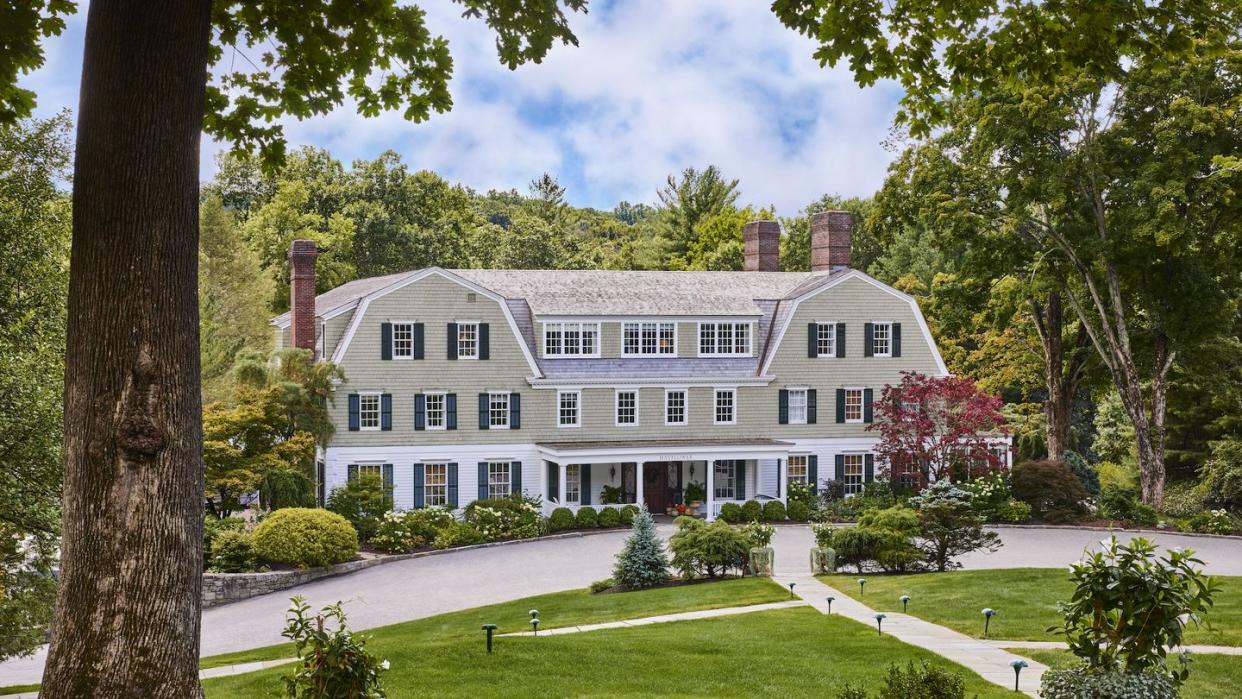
[613,507,669,589]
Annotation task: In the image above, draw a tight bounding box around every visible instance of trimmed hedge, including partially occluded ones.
[740,500,762,522]
[761,500,787,522]
[786,500,810,521]
[252,508,358,569]
[619,504,640,525]
[598,507,622,527]
[718,502,744,523]
[549,507,576,531]
[575,506,599,528]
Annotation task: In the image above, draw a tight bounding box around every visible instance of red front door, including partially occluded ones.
[643,463,667,512]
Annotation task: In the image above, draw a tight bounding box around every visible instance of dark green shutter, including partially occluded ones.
[380,394,392,431]
[479,323,490,360]
[864,454,875,483]
[510,461,522,495]
[808,455,819,494]
[447,463,458,507]
[547,462,560,503]
[807,389,817,424]
[580,464,591,505]
[413,464,425,508]
[836,323,846,357]
[477,462,489,501]
[864,388,874,423]
[382,464,394,510]
[892,323,902,357]
[348,464,359,482]
[447,322,458,360]
[735,462,746,500]
[864,322,874,357]
[509,393,520,429]
[835,389,846,423]
[478,393,489,429]
[412,323,425,359]
[807,323,818,357]
[381,322,392,360]
[778,389,789,424]
[834,454,844,481]
[348,394,360,431]
[446,393,457,430]
[414,394,426,430]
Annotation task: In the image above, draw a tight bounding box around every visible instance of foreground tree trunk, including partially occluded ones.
[42,0,212,695]
[1030,292,1090,461]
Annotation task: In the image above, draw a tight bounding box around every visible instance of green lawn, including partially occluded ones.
[204,605,1020,698]
[1007,648,1242,699]
[821,569,1242,646]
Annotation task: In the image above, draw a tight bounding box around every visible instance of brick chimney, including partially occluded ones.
[743,220,780,272]
[288,239,319,351]
[810,210,853,272]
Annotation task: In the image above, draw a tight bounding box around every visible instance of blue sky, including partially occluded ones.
[22,1,904,214]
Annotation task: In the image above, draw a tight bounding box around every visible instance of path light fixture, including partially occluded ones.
[482,624,497,653]
[529,609,539,618]
[858,578,866,595]
[788,582,797,598]
[1009,659,1028,691]
[874,612,886,635]
[531,617,540,635]
[982,608,997,637]
[825,596,835,614]
[900,595,910,613]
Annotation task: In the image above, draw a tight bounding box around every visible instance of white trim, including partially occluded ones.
[713,387,737,425]
[813,320,838,358]
[556,389,581,428]
[614,388,640,427]
[759,269,950,376]
[330,268,542,377]
[534,314,762,323]
[843,386,865,424]
[620,320,678,357]
[486,391,510,429]
[787,387,809,425]
[870,319,894,358]
[357,391,383,432]
[528,376,773,389]
[541,321,602,359]
[664,388,689,427]
[422,390,447,431]
[696,320,755,357]
[389,319,418,360]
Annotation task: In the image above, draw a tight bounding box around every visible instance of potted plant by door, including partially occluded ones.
[684,482,706,516]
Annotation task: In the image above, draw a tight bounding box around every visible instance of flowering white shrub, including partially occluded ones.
[371,508,456,553]
[463,497,540,540]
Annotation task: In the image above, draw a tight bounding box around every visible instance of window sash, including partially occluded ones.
[425,393,446,429]
[357,463,383,478]
[699,322,751,356]
[425,463,448,506]
[714,461,735,499]
[392,322,414,358]
[487,462,511,499]
[616,391,638,425]
[544,322,599,357]
[488,393,510,428]
[558,391,580,427]
[873,322,891,356]
[788,455,807,483]
[845,389,864,422]
[788,389,808,424]
[565,464,581,503]
[359,394,381,430]
[665,390,687,425]
[457,322,479,359]
[623,322,675,356]
[843,454,864,495]
[714,389,736,425]
[816,323,835,357]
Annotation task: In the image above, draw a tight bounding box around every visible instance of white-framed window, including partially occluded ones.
[565,464,581,504]
[488,392,510,428]
[665,389,687,426]
[487,462,511,499]
[622,322,676,356]
[872,322,892,357]
[843,454,865,496]
[356,463,384,479]
[714,461,736,499]
[424,463,448,506]
[788,388,808,425]
[698,322,752,356]
[845,388,864,423]
[543,322,600,357]
[425,392,446,430]
[457,321,479,359]
[616,390,639,426]
[392,322,415,359]
[714,388,736,425]
[558,390,580,428]
[816,322,836,357]
[358,393,381,431]
[990,444,1010,468]
[788,455,808,484]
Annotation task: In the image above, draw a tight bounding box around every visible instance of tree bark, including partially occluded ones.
[1030,292,1090,462]
[42,0,212,696]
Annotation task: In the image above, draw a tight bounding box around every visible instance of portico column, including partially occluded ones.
[559,463,567,506]
[778,457,787,504]
[635,463,644,510]
[705,459,715,521]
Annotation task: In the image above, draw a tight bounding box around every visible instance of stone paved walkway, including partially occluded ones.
[786,575,1045,696]
[497,600,808,637]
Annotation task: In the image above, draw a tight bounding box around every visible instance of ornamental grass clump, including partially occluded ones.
[612,507,669,590]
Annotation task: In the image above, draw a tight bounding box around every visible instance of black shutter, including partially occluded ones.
[414,394,426,430]
[509,392,520,429]
[864,388,874,423]
[808,455,819,494]
[835,389,846,423]
[381,322,393,360]
[380,394,392,431]
[735,462,746,500]
[447,463,458,507]
[446,393,457,430]
[413,322,425,359]
[865,454,875,482]
[864,322,874,357]
[547,462,560,503]
[892,323,902,357]
[836,323,846,358]
[477,462,489,501]
[413,464,425,508]
[447,322,458,360]
[778,389,789,424]
[478,393,489,429]
[807,389,817,424]
[479,323,490,360]
[834,454,845,481]
[382,464,394,509]
[807,323,818,357]
[511,461,522,495]
[348,394,360,431]
[580,464,591,505]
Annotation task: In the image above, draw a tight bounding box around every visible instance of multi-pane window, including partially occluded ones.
[558,391,580,428]
[665,390,687,426]
[816,323,836,357]
[424,463,448,507]
[544,322,599,357]
[392,322,415,358]
[788,455,808,484]
[844,388,864,423]
[488,392,510,428]
[359,394,381,430]
[699,322,751,356]
[425,392,446,430]
[714,388,736,425]
[356,463,384,479]
[843,454,865,496]
[714,461,735,499]
[487,462,511,499]
[872,322,892,357]
[565,464,581,504]
[622,322,675,355]
[616,390,638,426]
[457,322,479,359]
[788,389,808,425]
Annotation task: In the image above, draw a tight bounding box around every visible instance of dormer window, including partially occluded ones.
[544,322,600,357]
[699,322,752,356]
[622,322,675,356]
